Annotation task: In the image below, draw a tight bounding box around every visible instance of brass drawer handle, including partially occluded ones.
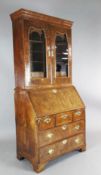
[74,125,80,130]
[61,114,69,119]
[52,89,57,93]
[75,138,80,144]
[61,125,68,130]
[37,118,41,124]
[48,148,54,155]
[47,133,54,138]
[62,139,68,145]
[44,117,51,124]
[75,111,81,116]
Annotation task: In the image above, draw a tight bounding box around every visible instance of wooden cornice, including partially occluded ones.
[10,8,73,28]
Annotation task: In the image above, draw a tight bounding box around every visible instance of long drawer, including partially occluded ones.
[39,120,85,147]
[39,134,85,163]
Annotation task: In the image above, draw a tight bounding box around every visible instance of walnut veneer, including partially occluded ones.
[10,9,86,173]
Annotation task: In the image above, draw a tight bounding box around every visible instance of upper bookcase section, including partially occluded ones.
[10,9,73,89]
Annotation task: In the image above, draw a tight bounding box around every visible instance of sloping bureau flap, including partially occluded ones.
[28,86,85,117]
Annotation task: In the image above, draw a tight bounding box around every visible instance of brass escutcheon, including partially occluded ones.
[62,139,68,144]
[75,111,81,116]
[48,148,54,155]
[75,138,80,144]
[61,114,69,119]
[75,125,80,130]
[44,117,51,124]
[47,133,54,138]
[61,125,67,130]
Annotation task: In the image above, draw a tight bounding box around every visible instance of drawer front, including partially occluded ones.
[39,120,85,147]
[70,134,85,149]
[39,134,85,163]
[70,120,85,136]
[37,116,55,130]
[56,112,72,126]
[73,109,85,121]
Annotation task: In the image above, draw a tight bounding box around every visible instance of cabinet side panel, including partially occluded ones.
[14,90,39,164]
[14,91,26,156]
[12,19,25,88]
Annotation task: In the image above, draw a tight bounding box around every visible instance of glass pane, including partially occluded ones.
[55,34,68,77]
[29,31,46,78]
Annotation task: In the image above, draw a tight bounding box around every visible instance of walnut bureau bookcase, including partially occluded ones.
[10,9,86,173]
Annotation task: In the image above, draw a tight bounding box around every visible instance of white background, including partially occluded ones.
[0,0,101,174]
